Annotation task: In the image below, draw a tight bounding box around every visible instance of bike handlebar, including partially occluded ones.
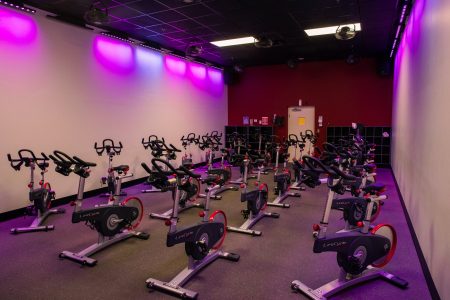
[7,149,49,171]
[151,158,201,179]
[94,139,123,156]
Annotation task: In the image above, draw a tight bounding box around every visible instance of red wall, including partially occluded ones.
[228,58,393,144]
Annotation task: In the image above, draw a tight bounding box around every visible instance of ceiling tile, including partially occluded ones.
[175,4,215,18]
[150,9,187,22]
[125,0,169,14]
[127,15,162,27]
[146,23,182,34]
[169,19,203,31]
[22,0,400,66]
[108,5,144,19]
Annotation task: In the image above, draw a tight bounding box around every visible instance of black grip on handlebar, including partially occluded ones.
[178,165,201,178]
[73,156,97,167]
[141,162,156,175]
[168,143,181,152]
[288,134,299,141]
[303,155,333,175]
[94,139,123,155]
[53,150,75,163]
[151,158,178,176]
[150,158,200,178]
[329,165,357,180]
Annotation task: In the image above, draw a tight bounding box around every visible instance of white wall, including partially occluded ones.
[392,0,450,298]
[0,7,227,213]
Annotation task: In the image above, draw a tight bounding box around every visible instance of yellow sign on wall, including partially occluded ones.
[298,117,306,126]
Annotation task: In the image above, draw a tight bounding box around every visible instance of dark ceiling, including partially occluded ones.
[22,0,399,67]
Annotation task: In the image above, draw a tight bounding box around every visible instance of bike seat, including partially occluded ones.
[364,163,376,171]
[113,165,129,172]
[363,183,385,194]
[255,158,265,166]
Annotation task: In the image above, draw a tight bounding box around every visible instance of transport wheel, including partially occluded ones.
[43,182,53,209]
[98,210,122,236]
[209,210,227,250]
[371,224,397,268]
[122,197,144,230]
[185,228,210,260]
[337,239,371,275]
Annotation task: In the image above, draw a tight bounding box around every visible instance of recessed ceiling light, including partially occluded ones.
[305,23,361,36]
[210,36,256,47]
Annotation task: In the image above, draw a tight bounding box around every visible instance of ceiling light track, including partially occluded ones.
[388,0,412,59]
[0,0,35,14]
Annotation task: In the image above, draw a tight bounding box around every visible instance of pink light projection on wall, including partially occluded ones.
[189,62,206,79]
[207,68,223,84]
[136,47,163,70]
[93,36,135,74]
[165,56,187,76]
[0,7,37,44]
[92,34,223,93]
[394,0,426,90]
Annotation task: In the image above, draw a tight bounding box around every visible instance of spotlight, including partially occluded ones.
[186,44,203,57]
[84,1,110,25]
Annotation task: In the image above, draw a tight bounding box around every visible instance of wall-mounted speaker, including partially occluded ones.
[224,66,241,85]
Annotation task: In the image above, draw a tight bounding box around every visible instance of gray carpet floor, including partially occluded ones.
[0,168,431,299]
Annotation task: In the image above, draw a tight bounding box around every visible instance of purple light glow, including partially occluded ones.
[136,47,163,69]
[189,62,206,79]
[165,56,186,75]
[93,36,135,74]
[207,68,223,84]
[394,0,426,96]
[0,7,37,44]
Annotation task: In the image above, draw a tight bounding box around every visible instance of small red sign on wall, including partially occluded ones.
[261,117,269,125]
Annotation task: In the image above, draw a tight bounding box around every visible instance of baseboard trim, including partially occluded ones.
[0,176,147,223]
[390,169,441,300]
[0,158,217,223]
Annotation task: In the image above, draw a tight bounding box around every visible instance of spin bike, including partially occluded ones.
[301,129,318,156]
[249,131,272,174]
[303,156,386,237]
[50,150,149,266]
[94,138,127,198]
[142,161,203,220]
[8,150,65,234]
[291,156,408,299]
[141,135,181,193]
[288,133,307,191]
[198,132,238,200]
[181,132,199,168]
[146,158,240,299]
[227,157,279,236]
